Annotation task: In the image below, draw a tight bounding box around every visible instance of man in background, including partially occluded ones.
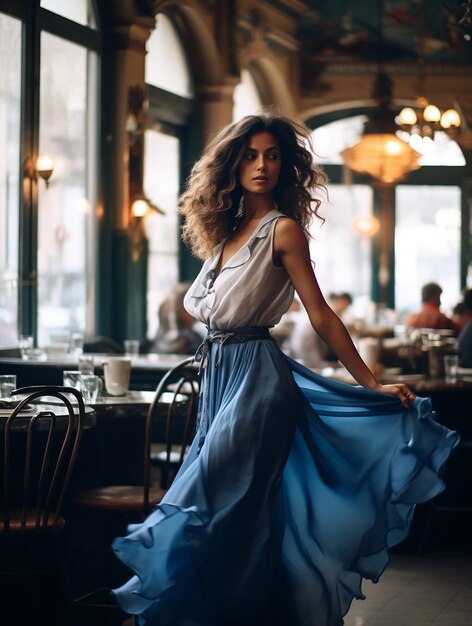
[405,282,456,332]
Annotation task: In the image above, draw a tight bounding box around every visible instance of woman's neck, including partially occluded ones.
[242,193,275,220]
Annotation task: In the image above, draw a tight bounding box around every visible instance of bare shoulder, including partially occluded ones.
[274,216,308,254]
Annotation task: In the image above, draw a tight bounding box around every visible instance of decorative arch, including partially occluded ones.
[247,57,295,117]
[154,1,226,87]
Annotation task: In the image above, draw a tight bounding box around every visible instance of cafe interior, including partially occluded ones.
[1,0,472,625]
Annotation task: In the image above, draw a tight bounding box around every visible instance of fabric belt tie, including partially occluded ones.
[194,326,272,373]
[193,326,272,451]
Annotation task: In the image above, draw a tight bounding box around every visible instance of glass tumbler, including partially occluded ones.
[78,355,94,376]
[80,374,103,404]
[0,374,17,400]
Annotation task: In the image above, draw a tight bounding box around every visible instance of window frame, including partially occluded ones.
[322,162,468,308]
[308,104,468,310]
[0,0,101,344]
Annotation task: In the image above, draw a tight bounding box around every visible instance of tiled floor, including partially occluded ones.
[344,551,472,626]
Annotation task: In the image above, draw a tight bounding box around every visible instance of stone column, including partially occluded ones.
[197,80,238,142]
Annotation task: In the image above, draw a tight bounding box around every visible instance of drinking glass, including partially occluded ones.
[124,339,140,358]
[80,374,103,404]
[444,354,459,384]
[63,370,82,390]
[71,332,84,356]
[0,374,17,400]
[78,355,94,376]
[19,335,34,360]
[49,332,71,355]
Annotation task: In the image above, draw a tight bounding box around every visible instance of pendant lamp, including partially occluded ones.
[341,73,421,185]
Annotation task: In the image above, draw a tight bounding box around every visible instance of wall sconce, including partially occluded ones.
[128,195,165,263]
[24,154,54,188]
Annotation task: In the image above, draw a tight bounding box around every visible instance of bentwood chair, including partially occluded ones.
[71,356,200,624]
[0,385,85,626]
[149,356,200,488]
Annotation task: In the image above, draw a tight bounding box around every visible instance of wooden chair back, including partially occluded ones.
[1,385,85,533]
[146,356,200,496]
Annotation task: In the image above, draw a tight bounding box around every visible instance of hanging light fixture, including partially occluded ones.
[352,215,381,237]
[396,0,461,150]
[341,72,421,185]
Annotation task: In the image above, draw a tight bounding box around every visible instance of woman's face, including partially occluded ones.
[238,131,281,196]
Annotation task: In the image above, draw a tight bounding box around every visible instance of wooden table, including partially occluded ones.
[0,400,96,431]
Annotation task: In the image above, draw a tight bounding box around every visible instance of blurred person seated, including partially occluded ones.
[150,283,204,355]
[328,292,355,331]
[405,282,456,332]
[452,288,472,332]
[288,306,334,369]
[271,298,301,347]
[458,319,472,367]
[456,289,472,366]
[288,292,354,369]
[452,301,466,329]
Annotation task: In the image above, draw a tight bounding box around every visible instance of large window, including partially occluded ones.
[37,32,97,345]
[311,113,466,315]
[395,185,461,315]
[311,118,375,318]
[310,184,374,319]
[144,13,193,339]
[144,131,180,338]
[0,0,99,348]
[40,0,96,28]
[233,69,262,121]
[0,12,21,345]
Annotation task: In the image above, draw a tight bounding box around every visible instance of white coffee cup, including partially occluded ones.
[102,357,131,396]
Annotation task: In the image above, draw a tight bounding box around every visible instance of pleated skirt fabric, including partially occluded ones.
[112,338,459,626]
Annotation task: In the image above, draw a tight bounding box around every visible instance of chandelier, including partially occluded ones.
[341,72,421,185]
[396,0,461,151]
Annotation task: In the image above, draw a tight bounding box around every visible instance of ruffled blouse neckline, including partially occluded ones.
[210,209,283,280]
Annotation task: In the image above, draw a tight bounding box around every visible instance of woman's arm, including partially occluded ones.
[274,218,415,407]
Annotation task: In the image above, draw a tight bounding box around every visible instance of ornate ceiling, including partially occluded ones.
[300,0,472,63]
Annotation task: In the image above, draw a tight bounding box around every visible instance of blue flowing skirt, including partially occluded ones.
[112,338,459,626]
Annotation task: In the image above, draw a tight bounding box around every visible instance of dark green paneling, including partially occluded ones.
[461,169,472,287]
[179,106,203,282]
[95,0,113,337]
[110,233,148,347]
[18,0,40,338]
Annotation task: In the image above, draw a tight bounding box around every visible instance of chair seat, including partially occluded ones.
[150,443,185,465]
[0,510,65,533]
[73,485,166,511]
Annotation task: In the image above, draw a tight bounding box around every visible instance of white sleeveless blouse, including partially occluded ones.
[184,210,294,330]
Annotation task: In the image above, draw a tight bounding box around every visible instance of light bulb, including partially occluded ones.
[385,139,402,155]
[352,215,380,237]
[423,104,441,123]
[131,199,149,217]
[440,109,461,129]
[398,107,417,126]
[35,153,54,186]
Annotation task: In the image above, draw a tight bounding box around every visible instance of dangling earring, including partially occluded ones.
[236,196,245,219]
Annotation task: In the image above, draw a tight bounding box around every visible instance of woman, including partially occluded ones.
[112,113,459,626]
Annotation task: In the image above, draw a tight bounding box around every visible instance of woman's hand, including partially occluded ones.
[376,383,416,408]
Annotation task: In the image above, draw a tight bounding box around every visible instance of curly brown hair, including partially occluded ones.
[179,111,327,259]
